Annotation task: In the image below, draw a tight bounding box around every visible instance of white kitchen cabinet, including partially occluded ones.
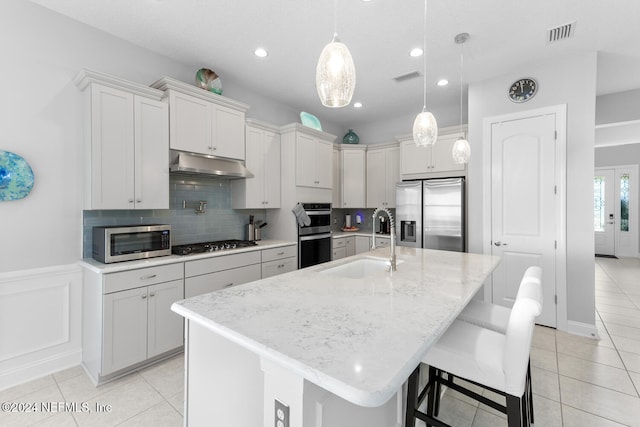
[82,262,184,383]
[332,147,341,207]
[333,236,356,260]
[151,76,249,160]
[295,130,333,189]
[399,130,466,180]
[355,236,372,254]
[373,236,391,249]
[74,70,169,210]
[184,251,262,298]
[261,245,297,278]
[232,120,281,209]
[367,144,399,208]
[340,146,367,208]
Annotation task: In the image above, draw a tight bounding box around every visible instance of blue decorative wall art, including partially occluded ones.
[0,150,35,201]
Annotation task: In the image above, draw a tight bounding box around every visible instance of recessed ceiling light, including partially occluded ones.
[353,102,363,108]
[410,47,423,57]
[254,48,268,58]
[437,79,449,86]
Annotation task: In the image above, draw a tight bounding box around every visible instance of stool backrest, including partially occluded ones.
[503,277,543,396]
[515,266,543,312]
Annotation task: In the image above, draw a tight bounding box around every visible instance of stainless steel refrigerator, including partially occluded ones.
[396,178,465,252]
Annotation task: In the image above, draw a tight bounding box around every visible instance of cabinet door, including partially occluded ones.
[296,133,317,187]
[134,96,169,210]
[366,149,386,208]
[315,140,333,189]
[400,140,430,177]
[213,104,245,160]
[185,264,262,298]
[241,126,265,208]
[263,130,281,207]
[332,246,346,260]
[431,134,466,173]
[147,279,184,358]
[345,237,356,257]
[341,149,366,208]
[103,287,148,375]
[262,257,297,278]
[332,148,341,207]
[90,84,135,209]
[385,147,399,208]
[355,236,371,254]
[169,91,210,154]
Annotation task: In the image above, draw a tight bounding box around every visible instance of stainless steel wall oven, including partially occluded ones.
[298,203,332,268]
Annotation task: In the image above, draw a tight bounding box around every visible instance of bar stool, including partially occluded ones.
[405,293,542,427]
[457,266,542,423]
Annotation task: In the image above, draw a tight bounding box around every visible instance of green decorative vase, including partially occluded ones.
[343,129,360,144]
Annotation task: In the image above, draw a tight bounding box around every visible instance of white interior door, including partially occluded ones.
[491,113,558,327]
[594,168,616,256]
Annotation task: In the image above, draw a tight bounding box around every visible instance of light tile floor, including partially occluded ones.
[1,257,639,426]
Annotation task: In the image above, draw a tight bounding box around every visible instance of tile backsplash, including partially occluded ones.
[82,175,266,258]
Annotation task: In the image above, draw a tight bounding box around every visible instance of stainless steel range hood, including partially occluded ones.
[169,150,253,179]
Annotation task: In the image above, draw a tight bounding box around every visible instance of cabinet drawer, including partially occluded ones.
[185,251,261,278]
[332,237,346,249]
[376,237,391,248]
[104,263,183,294]
[261,257,297,279]
[333,246,346,260]
[185,264,261,298]
[261,245,297,262]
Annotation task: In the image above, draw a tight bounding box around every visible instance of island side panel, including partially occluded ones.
[186,320,264,427]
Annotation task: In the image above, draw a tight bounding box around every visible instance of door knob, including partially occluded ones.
[494,241,508,246]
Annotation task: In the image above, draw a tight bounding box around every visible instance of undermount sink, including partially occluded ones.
[320,257,403,279]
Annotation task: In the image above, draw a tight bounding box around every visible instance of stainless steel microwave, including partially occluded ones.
[92,224,171,263]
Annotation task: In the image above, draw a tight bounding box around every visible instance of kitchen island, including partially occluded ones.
[172,246,500,427]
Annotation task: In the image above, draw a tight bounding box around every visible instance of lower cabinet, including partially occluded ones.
[262,245,297,278]
[355,236,372,254]
[103,279,183,374]
[185,252,262,298]
[333,236,356,260]
[82,262,184,384]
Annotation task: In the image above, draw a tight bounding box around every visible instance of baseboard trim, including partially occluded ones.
[567,320,599,339]
[0,348,82,391]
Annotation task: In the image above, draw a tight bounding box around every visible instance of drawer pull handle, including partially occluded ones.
[140,274,157,280]
[224,283,234,287]
[141,294,147,299]
[277,252,285,255]
[149,293,155,297]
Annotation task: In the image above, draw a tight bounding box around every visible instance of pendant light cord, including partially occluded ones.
[333,0,338,39]
[422,0,427,111]
[459,40,464,134]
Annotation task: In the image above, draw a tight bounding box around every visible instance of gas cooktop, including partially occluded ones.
[172,239,258,256]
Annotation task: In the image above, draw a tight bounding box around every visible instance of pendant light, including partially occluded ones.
[452,33,471,164]
[413,0,438,146]
[316,0,356,108]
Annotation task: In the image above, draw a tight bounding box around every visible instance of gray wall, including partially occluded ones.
[466,53,597,329]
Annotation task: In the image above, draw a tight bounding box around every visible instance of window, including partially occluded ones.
[594,176,605,232]
[620,174,629,232]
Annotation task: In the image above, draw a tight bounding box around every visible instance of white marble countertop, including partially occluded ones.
[78,239,297,274]
[172,247,500,408]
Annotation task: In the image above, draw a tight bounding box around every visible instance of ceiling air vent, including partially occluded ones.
[547,21,576,43]
[393,71,420,83]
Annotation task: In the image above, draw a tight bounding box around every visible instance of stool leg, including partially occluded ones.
[527,360,534,424]
[426,366,437,423]
[405,365,420,427]
[506,394,524,427]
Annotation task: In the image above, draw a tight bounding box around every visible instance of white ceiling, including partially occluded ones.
[29,0,640,128]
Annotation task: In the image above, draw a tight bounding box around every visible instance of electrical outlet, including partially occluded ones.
[274,399,289,427]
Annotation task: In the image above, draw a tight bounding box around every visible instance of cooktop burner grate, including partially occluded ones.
[172,239,257,255]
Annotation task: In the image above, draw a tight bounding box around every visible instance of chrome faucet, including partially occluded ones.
[372,207,397,271]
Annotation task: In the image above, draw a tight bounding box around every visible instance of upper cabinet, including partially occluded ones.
[75,69,169,210]
[332,146,341,207]
[366,144,399,208]
[231,120,281,209]
[340,145,367,208]
[400,129,466,180]
[280,124,333,189]
[151,77,249,160]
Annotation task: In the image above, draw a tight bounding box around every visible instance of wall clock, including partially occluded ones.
[508,78,538,103]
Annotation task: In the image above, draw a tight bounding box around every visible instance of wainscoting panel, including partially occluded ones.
[0,264,82,391]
